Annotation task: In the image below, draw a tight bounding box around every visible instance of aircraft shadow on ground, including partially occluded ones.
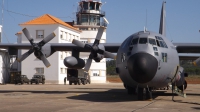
[1,89,196,102]
[191,107,200,110]
[173,100,200,106]
[66,90,176,102]
[0,89,175,102]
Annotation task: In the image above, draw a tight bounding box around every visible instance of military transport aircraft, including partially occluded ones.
[0,1,199,100]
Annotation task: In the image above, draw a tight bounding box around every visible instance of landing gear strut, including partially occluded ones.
[124,84,136,95]
[137,87,153,100]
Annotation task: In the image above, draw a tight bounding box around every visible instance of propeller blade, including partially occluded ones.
[22,28,33,43]
[93,26,104,45]
[84,58,92,72]
[103,51,116,59]
[40,53,51,68]
[193,57,200,66]
[17,49,34,62]
[41,33,56,45]
[72,39,86,48]
[95,26,104,41]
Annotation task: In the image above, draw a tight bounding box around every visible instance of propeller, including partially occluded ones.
[193,57,200,66]
[72,26,116,71]
[17,28,56,68]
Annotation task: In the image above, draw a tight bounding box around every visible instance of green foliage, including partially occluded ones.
[106,60,200,75]
[106,60,117,75]
[180,60,200,75]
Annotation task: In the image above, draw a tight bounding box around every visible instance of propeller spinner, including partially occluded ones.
[17,28,56,68]
[72,26,116,71]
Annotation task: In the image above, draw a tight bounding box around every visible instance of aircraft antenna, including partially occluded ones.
[145,9,147,31]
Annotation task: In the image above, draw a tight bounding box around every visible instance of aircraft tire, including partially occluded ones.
[137,88,144,100]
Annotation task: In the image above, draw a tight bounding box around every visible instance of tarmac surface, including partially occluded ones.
[0,83,200,112]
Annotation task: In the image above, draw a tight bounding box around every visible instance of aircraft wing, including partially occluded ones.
[173,43,200,53]
[0,43,121,53]
[173,43,200,60]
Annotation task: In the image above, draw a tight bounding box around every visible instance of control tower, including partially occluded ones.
[74,0,107,83]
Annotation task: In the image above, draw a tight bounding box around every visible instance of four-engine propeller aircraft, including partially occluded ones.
[0,1,199,100]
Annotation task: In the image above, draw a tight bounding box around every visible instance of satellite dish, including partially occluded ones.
[103,17,109,24]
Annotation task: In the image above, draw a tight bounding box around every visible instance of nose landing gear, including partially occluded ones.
[124,84,153,100]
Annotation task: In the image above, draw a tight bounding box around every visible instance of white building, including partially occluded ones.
[16,14,81,84]
[16,0,108,84]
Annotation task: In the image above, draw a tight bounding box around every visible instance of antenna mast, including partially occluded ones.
[1,0,4,43]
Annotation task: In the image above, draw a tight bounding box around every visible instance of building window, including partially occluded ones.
[35,68,44,74]
[69,34,71,41]
[65,68,67,74]
[60,51,64,60]
[76,36,79,40]
[60,31,63,39]
[60,68,66,74]
[81,41,88,43]
[60,68,63,74]
[93,73,99,76]
[79,28,88,30]
[36,30,44,38]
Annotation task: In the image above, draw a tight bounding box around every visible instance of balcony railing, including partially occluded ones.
[74,21,107,27]
[80,0,101,2]
[77,9,105,16]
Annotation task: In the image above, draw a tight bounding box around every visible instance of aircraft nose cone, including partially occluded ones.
[127,53,158,84]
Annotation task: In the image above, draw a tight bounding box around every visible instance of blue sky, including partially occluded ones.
[0,0,200,43]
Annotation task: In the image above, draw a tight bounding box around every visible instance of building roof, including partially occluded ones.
[20,14,80,32]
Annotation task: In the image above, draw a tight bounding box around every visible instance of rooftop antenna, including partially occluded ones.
[1,0,4,43]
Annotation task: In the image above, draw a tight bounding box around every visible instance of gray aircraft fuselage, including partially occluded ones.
[116,31,179,88]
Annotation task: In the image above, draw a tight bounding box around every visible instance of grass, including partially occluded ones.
[106,75,200,84]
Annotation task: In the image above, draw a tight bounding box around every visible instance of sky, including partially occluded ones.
[0,0,200,43]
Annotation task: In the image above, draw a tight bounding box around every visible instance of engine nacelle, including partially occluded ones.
[34,44,53,59]
[64,56,85,69]
[178,80,187,91]
[174,66,187,90]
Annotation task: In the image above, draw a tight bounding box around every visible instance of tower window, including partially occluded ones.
[90,2,95,10]
[83,2,88,10]
[96,3,100,10]
[81,15,88,23]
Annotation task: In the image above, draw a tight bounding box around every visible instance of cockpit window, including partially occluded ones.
[155,36,168,48]
[149,38,156,45]
[121,35,133,48]
[155,36,163,40]
[131,38,138,45]
[159,41,165,47]
[139,38,147,44]
[162,41,168,48]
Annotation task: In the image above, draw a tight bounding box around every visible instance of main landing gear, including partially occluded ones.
[124,84,153,100]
